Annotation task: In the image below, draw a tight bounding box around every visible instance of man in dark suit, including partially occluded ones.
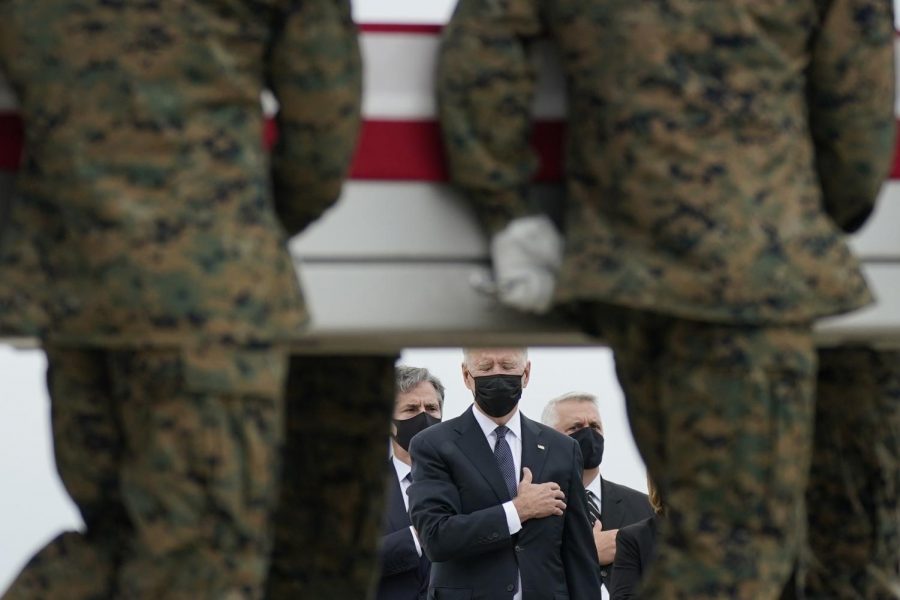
[377,366,445,600]
[408,348,602,599]
[542,392,653,592]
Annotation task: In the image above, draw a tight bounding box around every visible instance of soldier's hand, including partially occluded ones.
[489,215,563,314]
[512,467,566,522]
[593,521,618,565]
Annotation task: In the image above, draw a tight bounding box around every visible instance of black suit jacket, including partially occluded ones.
[609,515,660,600]
[408,406,602,600]
[377,465,431,600]
[596,478,654,589]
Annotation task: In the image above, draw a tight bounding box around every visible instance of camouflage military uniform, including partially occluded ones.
[0,0,362,598]
[265,355,397,600]
[7,345,288,600]
[438,0,894,597]
[782,347,900,600]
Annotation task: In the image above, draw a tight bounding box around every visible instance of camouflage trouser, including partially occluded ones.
[782,347,900,600]
[581,306,817,599]
[265,354,397,600]
[3,344,288,600]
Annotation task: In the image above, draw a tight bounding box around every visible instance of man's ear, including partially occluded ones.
[521,360,532,388]
[462,363,475,393]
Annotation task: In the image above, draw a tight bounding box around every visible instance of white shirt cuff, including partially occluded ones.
[409,526,422,557]
[502,500,522,535]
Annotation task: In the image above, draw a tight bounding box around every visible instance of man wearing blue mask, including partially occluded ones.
[408,347,602,599]
[542,392,653,595]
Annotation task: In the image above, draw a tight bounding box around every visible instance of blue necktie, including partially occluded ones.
[494,425,518,499]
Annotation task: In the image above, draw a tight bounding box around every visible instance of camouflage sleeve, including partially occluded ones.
[266,0,362,237]
[808,0,896,233]
[437,0,544,234]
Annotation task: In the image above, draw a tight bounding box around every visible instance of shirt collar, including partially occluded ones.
[472,403,522,441]
[585,471,602,501]
[392,455,411,482]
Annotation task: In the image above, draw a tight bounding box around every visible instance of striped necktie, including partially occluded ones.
[494,425,518,499]
[586,489,601,526]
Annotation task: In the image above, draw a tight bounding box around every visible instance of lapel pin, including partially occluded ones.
[537,444,545,450]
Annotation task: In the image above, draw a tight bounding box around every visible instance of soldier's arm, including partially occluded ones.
[265,0,362,237]
[437,0,544,234]
[808,0,895,233]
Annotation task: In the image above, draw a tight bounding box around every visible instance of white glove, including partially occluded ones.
[489,215,564,314]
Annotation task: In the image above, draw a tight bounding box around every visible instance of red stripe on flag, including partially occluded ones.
[531,121,564,182]
[348,119,565,182]
[0,112,24,170]
[359,23,443,35]
[350,120,447,180]
[263,116,279,150]
[891,137,900,179]
[4,112,900,183]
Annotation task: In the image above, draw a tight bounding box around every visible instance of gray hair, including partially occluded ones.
[541,391,601,428]
[396,365,445,408]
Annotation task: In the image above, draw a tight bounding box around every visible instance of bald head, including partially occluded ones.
[461,347,531,395]
[462,347,528,369]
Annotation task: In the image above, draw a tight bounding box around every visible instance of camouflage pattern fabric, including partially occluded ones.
[782,347,900,599]
[0,1,368,597]
[266,355,397,600]
[0,0,361,346]
[437,0,894,325]
[579,305,817,599]
[0,195,48,338]
[3,344,288,600]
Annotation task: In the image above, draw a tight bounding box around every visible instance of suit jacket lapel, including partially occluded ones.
[455,406,512,503]
[600,477,625,528]
[520,414,549,482]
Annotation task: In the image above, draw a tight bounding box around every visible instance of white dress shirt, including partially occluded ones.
[391,455,422,557]
[472,404,524,600]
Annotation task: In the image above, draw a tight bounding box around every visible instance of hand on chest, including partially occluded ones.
[449,437,570,511]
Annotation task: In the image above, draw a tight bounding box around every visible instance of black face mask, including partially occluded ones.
[472,373,523,418]
[393,411,441,452]
[571,427,604,470]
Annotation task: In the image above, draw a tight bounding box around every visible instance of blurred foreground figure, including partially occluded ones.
[265,355,397,600]
[782,347,900,599]
[438,1,895,597]
[0,1,361,598]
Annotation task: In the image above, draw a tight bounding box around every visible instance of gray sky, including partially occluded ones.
[0,347,82,592]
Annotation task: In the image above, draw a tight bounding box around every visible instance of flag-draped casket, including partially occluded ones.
[1,24,898,350]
